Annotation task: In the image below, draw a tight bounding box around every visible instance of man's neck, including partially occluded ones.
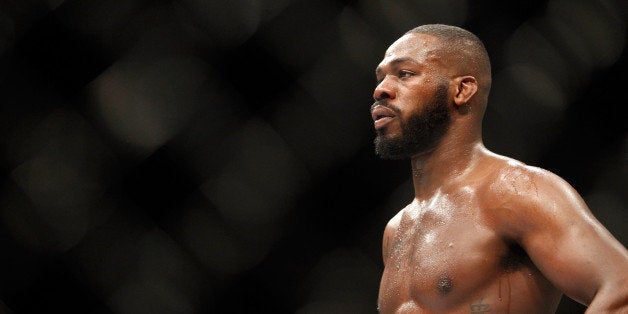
[410,138,484,199]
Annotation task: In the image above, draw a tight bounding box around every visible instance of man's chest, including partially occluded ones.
[380,200,511,306]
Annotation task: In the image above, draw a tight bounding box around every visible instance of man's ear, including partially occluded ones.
[453,76,478,107]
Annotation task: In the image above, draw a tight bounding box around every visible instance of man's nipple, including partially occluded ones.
[436,274,453,295]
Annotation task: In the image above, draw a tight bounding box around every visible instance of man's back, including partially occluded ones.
[378,153,565,313]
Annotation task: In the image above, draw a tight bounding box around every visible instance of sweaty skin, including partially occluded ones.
[373,28,628,314]
[379,152,563,313]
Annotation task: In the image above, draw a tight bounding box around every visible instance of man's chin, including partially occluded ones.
[374,137,414,160]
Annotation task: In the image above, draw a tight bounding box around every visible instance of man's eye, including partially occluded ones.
[399,70,413,78]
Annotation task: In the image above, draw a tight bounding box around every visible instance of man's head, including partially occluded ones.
[371,24,492,159]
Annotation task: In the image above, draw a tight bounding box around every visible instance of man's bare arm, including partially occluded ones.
[494,167,628,312]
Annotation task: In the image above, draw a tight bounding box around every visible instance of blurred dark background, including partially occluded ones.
[0,0,626,313]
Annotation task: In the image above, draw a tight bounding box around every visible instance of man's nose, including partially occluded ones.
[373,76,396,101]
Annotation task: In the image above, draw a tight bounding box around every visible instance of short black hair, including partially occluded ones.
[406,24,492,94]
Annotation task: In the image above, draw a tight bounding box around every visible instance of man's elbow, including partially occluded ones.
[584,281,628,313]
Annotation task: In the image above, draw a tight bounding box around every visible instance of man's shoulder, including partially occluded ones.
[476,154,584,236]
[476,154,566,198]
[384,200,415,230]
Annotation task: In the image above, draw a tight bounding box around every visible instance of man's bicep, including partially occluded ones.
[522,215,606,304]
[516,178,627,306]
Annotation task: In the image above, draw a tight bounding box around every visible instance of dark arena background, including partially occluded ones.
[0,0,626,313]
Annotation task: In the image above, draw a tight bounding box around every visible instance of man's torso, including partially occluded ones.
[378,162,562,313]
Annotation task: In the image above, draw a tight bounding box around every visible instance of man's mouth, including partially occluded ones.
[371,105,396,128]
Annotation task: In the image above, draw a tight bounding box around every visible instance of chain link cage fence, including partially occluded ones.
[0,0,626,313]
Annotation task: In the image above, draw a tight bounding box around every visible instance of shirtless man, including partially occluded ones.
[371,24,628,313]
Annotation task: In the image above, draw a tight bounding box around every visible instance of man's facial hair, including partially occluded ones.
[374,84,451,159]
